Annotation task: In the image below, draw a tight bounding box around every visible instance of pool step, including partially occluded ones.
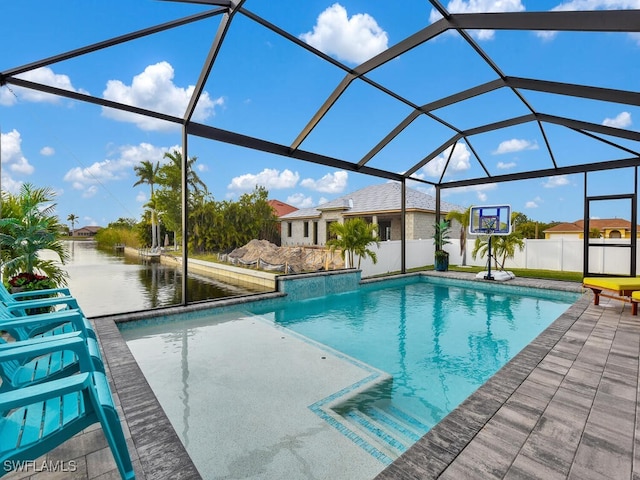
[337,404,432,461]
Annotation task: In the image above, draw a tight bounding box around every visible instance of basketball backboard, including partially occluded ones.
[469,205,512,235]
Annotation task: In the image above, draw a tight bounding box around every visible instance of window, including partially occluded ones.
[287,222,292,237]
[303,221,309,237]
[378,220,392,241]
[326,221,337,241]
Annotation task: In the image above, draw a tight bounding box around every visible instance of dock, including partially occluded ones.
[138,247,161,262]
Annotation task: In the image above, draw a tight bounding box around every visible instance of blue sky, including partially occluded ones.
[2,0,640,229]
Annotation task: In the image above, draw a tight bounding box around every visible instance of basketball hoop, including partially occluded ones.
[469,205,514,281]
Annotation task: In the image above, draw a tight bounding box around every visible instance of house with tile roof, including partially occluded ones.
[544,218,639,239]
[279,183,464,247]
[268,199,298,239]
[268,199,298,218]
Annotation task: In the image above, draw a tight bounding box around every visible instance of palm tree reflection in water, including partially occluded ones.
[135,260,266,307]
[59,241,268,316]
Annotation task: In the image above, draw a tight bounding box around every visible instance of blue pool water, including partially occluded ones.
[250,277,578,449]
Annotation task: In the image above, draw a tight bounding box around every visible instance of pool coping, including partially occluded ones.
[93,272,587,479]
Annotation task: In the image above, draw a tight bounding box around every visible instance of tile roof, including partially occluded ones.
[280,183,464,219]
[268,199,298,218]
[544,218,640,232]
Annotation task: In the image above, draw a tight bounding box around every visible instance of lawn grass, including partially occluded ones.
[445,265,583,282]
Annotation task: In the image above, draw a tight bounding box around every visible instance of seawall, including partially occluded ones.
[124,247,277,290]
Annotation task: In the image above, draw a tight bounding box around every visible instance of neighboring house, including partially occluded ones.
[544,218,639,239]
[268,199,298,234]
[279,183,463,247]
[268,199,298,217]
[74,225,102,237]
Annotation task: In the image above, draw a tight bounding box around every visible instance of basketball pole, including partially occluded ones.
[484,235,494,280]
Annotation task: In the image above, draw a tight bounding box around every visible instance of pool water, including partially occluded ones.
[122,276,579,476]
[250,278,578,458]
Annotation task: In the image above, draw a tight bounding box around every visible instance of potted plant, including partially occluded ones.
[433,220,451,272]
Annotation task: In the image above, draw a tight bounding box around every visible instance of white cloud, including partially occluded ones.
[603,111,632,128]
[1,176,23,194]
[419,143,471,178]
[287,193,316,208]
[0,87,15,106]
[552,0,640,10]
[196,164,208,172]
[542,175,570,188]
[63,142,173,193]
[0,67,88,106]
[429,0,525,40]
[447,183,497,200]
[493,138,538,154]
[102,61,223,131]
[300,3,388,64]
[538,1,640,40]
[65,160,121,188]
[300,170,348,193]
[40,146,55,156]
[1,130,35,178]
[228,168,300,191]
[497,161,517,169]
[524,196,544,208]
[136,191,147,203]
[82,185,98,199]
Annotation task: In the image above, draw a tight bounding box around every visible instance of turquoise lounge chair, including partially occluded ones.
[0,307,95,342]
[0,331,104,393]
[0,371,135,479]
[0,283,83,317]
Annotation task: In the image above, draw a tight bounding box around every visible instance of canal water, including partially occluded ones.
[57,241,270,317]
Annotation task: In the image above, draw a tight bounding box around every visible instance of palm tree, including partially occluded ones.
[493,234,525,268]
[67,213,78,237]
[472,232,524,270]
[446,207,471,266]
[133,160,160,249]
[589,227,602,239]
[327,218,380,268]
[155,150,207,249]
[0,183,69,286]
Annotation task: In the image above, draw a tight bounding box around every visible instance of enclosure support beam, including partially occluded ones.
[401,179,406,274]
[181,127,189,307]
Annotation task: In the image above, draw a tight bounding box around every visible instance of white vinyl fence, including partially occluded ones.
[357,238,638,278]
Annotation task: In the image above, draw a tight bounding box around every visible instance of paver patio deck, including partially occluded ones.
[3,272,638,479]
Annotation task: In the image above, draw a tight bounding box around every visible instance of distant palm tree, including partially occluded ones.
[589,228,602,238]
[446,207,471,266]
[67,213,79,236]
[327,218,380,269]
[133,160,160,249]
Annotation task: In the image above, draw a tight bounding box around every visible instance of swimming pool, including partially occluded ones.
[121,275,580,479]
